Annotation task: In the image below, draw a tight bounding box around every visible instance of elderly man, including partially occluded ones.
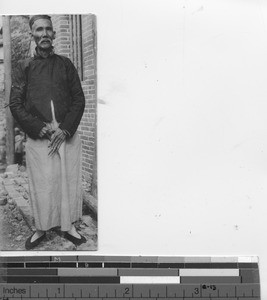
[10,15,86,249]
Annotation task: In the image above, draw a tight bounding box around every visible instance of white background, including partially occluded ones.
[1,0,267,297]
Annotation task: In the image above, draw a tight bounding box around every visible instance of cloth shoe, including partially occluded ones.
[25,232,46,250]
[64,232,86,246]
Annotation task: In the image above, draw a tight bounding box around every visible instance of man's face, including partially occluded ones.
[31,19,55,50]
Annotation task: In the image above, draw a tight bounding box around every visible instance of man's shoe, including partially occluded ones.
[64,232,86,246]
[25,233,46,250]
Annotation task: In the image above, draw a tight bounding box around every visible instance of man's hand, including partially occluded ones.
[48,128,67,156]
[39,126,52,140]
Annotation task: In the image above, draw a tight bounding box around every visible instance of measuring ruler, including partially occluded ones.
[0,256,260,299]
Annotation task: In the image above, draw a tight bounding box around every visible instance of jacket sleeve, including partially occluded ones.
[58,59,85,137]
[9,60,45,139]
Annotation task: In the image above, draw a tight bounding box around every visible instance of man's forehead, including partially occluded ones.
[31,18,53,30]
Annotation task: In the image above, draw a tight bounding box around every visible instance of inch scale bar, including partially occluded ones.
[0,256,261,300]
[0,283,261,299]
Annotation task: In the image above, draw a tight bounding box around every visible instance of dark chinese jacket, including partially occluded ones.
[10,52,85,139]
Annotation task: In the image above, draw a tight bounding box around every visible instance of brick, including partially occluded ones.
[58,20,69,25]
[82,162,90,168]
[85,70,94,76]
[59,25,70,29]
[58,32,70,37]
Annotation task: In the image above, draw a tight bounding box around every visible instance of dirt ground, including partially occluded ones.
[0,202,98,251]
[0,204,32,251]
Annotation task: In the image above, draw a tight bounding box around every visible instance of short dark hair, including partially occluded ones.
[29,15,52,29]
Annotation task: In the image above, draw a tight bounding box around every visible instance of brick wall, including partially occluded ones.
[51,14,97,197]
[52,15,71,59]
[0,89,6,171]
[0,63,4,91]
[0,44,4,91]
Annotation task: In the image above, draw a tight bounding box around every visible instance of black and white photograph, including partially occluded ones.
[0,14,97,251]
[1,0,267,297]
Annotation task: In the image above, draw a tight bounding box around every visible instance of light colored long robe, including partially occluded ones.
[25,132,82,231]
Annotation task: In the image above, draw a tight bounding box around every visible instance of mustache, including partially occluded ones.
[40,38,52,42]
